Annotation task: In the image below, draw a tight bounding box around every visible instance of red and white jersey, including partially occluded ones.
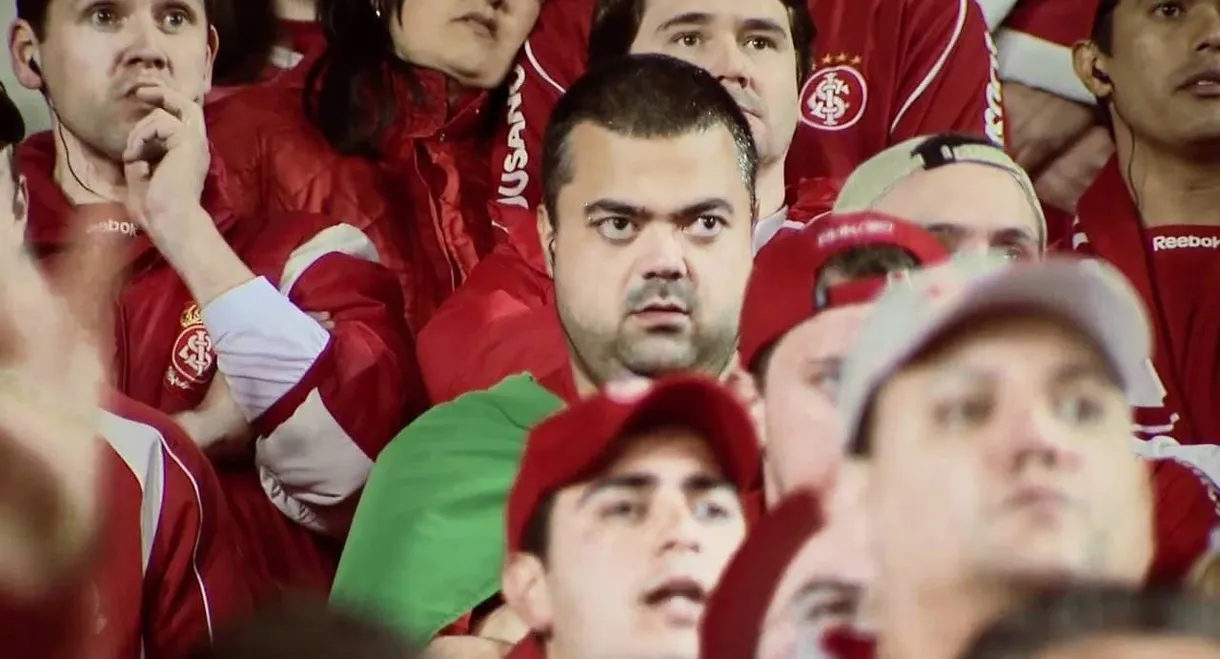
[492,0,1002,223]
[91,395,251,659]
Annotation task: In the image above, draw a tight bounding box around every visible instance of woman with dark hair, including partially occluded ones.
[208,0,324,96]
[206,0,542,333]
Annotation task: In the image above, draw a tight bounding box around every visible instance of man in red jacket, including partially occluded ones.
[1069,0,1220,584]
[420,0,836,403]
[9,0,422,593]
[0,87,251,658]
[494,0,1003,214]
[500,375,761,659]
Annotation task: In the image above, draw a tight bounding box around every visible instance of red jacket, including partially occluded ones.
[205,62,500,334]
[1066,158,1220,584]
[417,179,842,403]
[493,0,1003,216]
[94,394,252,659]
[206,19,326,106]
[19,134,425,593]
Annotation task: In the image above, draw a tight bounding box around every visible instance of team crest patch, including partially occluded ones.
[800,54,868,131]
[166,302,216,391]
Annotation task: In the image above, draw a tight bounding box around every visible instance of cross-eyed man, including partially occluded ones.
[500,375,761,659]
[332,54,760,649]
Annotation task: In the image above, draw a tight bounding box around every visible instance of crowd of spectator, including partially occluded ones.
[0,0,1218,657]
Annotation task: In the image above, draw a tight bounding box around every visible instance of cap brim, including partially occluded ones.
[605,378,761,492]
[902,261,1153,400]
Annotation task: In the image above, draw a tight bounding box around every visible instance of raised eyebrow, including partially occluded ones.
[576,473,656,507]
[1052,361,1121,390]
[584,199,649,219]
[740,18,789,38]
[682,473,735,494]
[656,12,714,32]
[674,198,735,220]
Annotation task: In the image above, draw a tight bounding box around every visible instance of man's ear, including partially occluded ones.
[10,21,43,92]
[502,551,554,634]
[202,24,220,95]
[1072,40,1113,99]
[536,206,556,278]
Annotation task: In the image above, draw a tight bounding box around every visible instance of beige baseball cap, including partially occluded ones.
[838,253,1158,454]
[833,134,1046,249]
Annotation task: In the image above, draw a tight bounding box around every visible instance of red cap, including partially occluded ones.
[738,211,949,372]
[700,490,824,659]
[505,375,762,553]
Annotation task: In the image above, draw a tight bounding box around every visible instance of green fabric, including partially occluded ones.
[330,375,563,643]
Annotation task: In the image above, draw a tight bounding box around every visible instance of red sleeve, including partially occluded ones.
[890,0,1005,147]
[994,0,1097,103]
[142,412,254,658]
[262,249,425,533]
[490,0,593,213]
[417,240,563,404]
[1147,459,1220,586]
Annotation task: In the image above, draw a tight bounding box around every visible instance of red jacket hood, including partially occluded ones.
[18,131,240,267]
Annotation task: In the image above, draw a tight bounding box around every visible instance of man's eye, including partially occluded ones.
[601,499,645,521]
[1153,1,1185,18]
[162,9,190,29]
[692,499,732,521]
[89,5,119,26]
[673,32,702,47]
[684,216,725,239]
[935,397,992,430]
[595,217,636,241]
[745,36,778,50]
[1054,393,1105,425]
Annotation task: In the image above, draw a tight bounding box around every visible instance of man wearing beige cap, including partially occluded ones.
[834,133,1048,258]
[500,375,761,659]
[840,254,1161,659]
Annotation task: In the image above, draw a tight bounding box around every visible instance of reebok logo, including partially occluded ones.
[1152,235,1220,251]
[88,218,140,237]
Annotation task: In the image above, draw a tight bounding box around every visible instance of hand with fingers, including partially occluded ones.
[173,375,256,461]
[0,206,119,600]
[122,83,211,242]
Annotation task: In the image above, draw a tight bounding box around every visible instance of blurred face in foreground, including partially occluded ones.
[528,429,748,659]
[868,312,1152,589]
[1037,635,1220,659]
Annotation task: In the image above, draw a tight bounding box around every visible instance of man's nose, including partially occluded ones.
[708,41,751,89]
[121,13,170,70]
[654,497,701,554]
[1194,3,1220,52]
[636,226,689,281]
[984,403,1084,473]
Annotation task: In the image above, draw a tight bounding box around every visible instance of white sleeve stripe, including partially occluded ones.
[890,0,968,134]
[994,29,1096,104]
[203,277,331,419]
[974,0,1021,31]
[279,224,381,296]
[255,389,375,537]
[523,40,567,96]
[97,412,163,571]
[159,439,215,642]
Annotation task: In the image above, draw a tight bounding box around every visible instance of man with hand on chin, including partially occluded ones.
[10,0,422,595]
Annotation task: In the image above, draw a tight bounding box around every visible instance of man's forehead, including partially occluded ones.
[642,0,792,30]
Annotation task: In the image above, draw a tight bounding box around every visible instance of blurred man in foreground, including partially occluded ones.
[843,255,1158,659]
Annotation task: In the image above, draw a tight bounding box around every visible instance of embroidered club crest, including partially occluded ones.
[800,54,868,131]
[166,302,216,391]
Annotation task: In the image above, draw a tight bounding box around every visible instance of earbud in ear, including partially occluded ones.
[1092,65,1111,84]
[547,239,556,260]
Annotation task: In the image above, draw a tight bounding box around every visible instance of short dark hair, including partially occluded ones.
[542,53,759,223]
[961,586,1220,659]
[519,493,557,563]
[1090,0,1119,55]
[18,0,214,38]
[210,0,280,86]
[196,598,417,659]
[0,84,25,151]
[587,0,816,89]
[751,245,919,386]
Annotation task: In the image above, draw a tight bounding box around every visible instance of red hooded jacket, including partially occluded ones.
[1068,158,1220,584]
[19,134,425,594]
[205,59,501,335]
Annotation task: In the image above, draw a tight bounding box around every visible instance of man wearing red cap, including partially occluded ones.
[840,254,1163,659]
[739,212,949,501]
[1068,0,1220,586]
[500,375,761,659]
